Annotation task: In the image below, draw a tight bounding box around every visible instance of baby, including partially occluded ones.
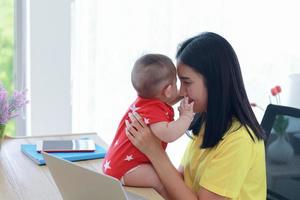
[102,54,194,199]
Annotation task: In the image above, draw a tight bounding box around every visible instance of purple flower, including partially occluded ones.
[0,83,28,125]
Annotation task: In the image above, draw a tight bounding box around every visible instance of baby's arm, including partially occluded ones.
[150,97,194,143]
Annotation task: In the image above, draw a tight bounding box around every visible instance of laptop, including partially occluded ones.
[42,152,147,200]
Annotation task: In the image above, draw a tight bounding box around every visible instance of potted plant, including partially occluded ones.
[267,86,294,163]
[0,83,28,149]
[252,85,294,164]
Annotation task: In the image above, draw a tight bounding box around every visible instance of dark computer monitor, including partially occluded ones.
[261,104,300,200]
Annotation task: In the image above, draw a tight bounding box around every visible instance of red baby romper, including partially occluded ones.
[102,96,174,180]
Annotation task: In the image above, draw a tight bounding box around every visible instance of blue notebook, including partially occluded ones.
[21,144,107,165]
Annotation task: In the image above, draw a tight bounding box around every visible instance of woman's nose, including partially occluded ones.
[179,86,186,96]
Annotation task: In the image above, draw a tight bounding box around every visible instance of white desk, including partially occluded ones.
[0,132,163,200]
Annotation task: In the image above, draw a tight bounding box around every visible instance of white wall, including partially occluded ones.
[29,0,72,135]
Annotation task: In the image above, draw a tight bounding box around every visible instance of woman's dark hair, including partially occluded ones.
[176,32,266,148]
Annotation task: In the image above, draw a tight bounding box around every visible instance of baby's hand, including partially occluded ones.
[178,97,194,120]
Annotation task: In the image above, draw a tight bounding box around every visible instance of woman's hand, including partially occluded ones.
[125,112,163,157]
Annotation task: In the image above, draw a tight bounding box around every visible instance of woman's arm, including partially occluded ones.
[126,112,228,200]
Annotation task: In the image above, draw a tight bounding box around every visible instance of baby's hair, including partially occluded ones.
[131,54,176,99]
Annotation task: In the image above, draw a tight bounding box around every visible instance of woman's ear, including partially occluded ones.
[163,84,172,98]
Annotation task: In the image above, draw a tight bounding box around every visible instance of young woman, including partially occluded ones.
[126,32,266,200]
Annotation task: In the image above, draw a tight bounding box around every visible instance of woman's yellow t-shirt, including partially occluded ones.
[180,119,266,199]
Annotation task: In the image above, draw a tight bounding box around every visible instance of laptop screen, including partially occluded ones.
[43,152,149,200]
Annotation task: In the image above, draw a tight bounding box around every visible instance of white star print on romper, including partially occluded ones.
[124,155,134,161]
[129,104,139,112]
[103,160,111,171]
[144,118,149,124]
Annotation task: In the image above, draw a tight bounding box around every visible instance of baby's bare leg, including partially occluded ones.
[123,164,170,200]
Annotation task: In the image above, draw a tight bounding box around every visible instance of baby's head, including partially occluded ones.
[131,54,177,102]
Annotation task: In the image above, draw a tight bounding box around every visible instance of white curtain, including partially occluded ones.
[71,0,300,165]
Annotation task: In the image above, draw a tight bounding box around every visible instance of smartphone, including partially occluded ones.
[36,139,96,152]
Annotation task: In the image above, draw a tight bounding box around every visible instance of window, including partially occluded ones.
[0,0,15,136]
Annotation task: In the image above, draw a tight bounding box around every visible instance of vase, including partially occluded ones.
[0,124,5,150]
[267,134,294,164]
